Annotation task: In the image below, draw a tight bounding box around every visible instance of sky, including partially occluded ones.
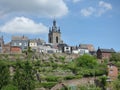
[0,0,120,51]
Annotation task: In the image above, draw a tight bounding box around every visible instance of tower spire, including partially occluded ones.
[53,19,56,27]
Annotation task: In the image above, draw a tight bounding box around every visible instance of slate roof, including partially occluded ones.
[12,36,28,40]
[57,43,68,48]
[99,48,115,53]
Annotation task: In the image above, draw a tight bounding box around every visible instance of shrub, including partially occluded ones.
[75,75,83,79]
[40,82,57,89]
[45,76,59,82]
[64,75,75,80]
[1,84,18,90]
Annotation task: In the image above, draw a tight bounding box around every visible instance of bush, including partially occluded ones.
[45,76,59,82]
[1,84,18,90]
[64,75,75,80]
[40,82,57,89]
[75,75,83,79]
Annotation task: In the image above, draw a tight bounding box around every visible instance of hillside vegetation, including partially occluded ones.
[0,53,120,90]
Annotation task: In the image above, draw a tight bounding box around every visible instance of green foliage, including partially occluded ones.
[64,75,76,80]
[67,62,77,74]
[75,54,98,69]
[40,82,57,89]
[0,62,10,89]
[45,76,59,82]
[0,53,108,89]
[67,55,107,77]
[59,56,65,61]
[95,64,108,76]
[1,84,18,90]
[79,85,101,90]
[75,75,83,79]
[110,53,120,62]
[60,85,68,90]
[99,76,107,86]
[112,79,120,90]
[110,53,120,70]
[13,61,35,90]
[118,73,120,80]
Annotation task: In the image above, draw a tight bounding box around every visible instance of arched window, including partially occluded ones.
[56,36,58,43]
[49,37,51,43]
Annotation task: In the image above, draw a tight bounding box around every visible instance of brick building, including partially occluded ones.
[10,46,22,54]
[97,48,115,60]
[107,63,118,80]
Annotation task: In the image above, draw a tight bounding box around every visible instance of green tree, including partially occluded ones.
[0,62,10,89]
[1,84,18,90]
[75,54,98,69]
[68,62,78,74]
[112,79,120,90]
[99,76,107,89]
[13,61,35,90]
[110,53,120,70]
[110,53,120,62]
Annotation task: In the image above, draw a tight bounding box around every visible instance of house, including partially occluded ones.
[64,46,72,54]
[107,63,118,81]
[29,39,45,48]
[79,48,89,55]
[0,36,4,53]
[37,44,59,53]
[97,48,115,60]
[10,46,22,54]
[11,36,29,51]
[2,43,11,53]
[57,43,67,53]
[57,44,72,53]
[79,44,95,55]
[29,39,45,52]
[29,39,38,48]
[37,38,45,46]
[79,44,95,52]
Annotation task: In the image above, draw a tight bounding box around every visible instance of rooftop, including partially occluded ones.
[98,48,115,53]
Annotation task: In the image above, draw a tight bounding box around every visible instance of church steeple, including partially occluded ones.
[53,19,56,27]
[48,19,62,44]
[52,19,57,32]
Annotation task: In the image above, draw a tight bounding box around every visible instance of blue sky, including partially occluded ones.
[0,0,120,51]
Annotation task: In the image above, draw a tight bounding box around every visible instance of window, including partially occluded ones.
[19,43,22,46]
[24,43,27,46]
[110,70,113,73]
[14,42,17,46]
[49,37,51,43]
[66,47,69,49]
[56,36,58,43]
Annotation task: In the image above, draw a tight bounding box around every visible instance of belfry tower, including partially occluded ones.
[48,20,61,44]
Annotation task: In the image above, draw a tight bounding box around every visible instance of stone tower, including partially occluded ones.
[48,19,61,44]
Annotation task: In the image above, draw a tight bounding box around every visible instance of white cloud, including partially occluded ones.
[0,17,48,34]
[98,1,112,16]
[80,7,95,17]
[0,0,68,18]
[80,1,112,17]
[99,1,112,10]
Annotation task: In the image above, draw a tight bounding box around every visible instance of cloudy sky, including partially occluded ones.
[0,0,120,51]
